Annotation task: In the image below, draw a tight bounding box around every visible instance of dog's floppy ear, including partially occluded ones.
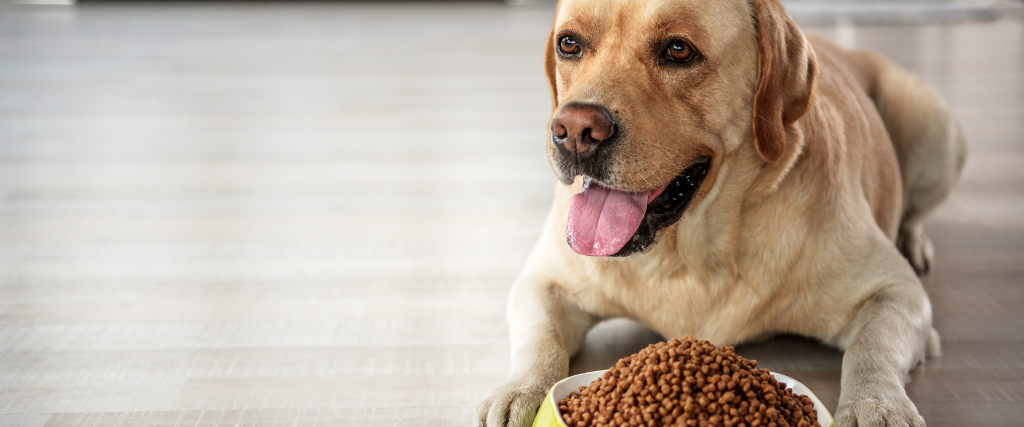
[751,0,818,163]
[544,18,559,113]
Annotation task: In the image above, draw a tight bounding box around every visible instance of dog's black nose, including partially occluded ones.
[551,103,615,160]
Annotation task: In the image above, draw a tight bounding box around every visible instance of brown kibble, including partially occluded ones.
[557,337,819,427]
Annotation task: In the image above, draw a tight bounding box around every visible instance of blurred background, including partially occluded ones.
[0,0,1021,426]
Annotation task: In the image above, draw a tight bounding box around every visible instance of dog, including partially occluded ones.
[475,0,966,426]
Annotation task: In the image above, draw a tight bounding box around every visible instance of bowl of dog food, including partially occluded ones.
[532,337,835,427]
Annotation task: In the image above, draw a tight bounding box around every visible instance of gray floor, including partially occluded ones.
[0,2,1021,427]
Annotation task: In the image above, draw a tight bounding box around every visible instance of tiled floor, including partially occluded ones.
[0,2,1021,426]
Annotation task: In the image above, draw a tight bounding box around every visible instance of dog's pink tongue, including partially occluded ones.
[567,184,647,257]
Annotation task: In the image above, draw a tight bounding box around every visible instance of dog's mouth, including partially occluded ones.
[566,158,711,257]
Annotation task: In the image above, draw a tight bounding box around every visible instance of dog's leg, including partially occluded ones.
[894,113,966,276]
[895,112,965,275]
[475,276,596,427]
[858,50,968,275]
[832,278,932,427]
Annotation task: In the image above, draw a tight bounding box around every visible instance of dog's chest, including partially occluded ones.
[577,268,779,346]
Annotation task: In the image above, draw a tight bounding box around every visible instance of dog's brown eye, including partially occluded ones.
[558,35,580,55]
[665,40,695,62]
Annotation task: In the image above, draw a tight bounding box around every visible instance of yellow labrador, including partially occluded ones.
[476,0,966,426]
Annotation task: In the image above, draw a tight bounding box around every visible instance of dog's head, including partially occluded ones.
[547,0,817,257]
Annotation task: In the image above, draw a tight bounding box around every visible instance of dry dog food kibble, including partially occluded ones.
[558,337,819,427]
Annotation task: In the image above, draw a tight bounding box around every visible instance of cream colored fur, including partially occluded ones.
[475,1,966,426]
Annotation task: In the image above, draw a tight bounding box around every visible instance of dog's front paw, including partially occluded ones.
[475,378,550,427]
[835,393,925,427]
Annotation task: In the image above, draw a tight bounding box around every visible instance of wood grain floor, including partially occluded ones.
[0,2,1021,427]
